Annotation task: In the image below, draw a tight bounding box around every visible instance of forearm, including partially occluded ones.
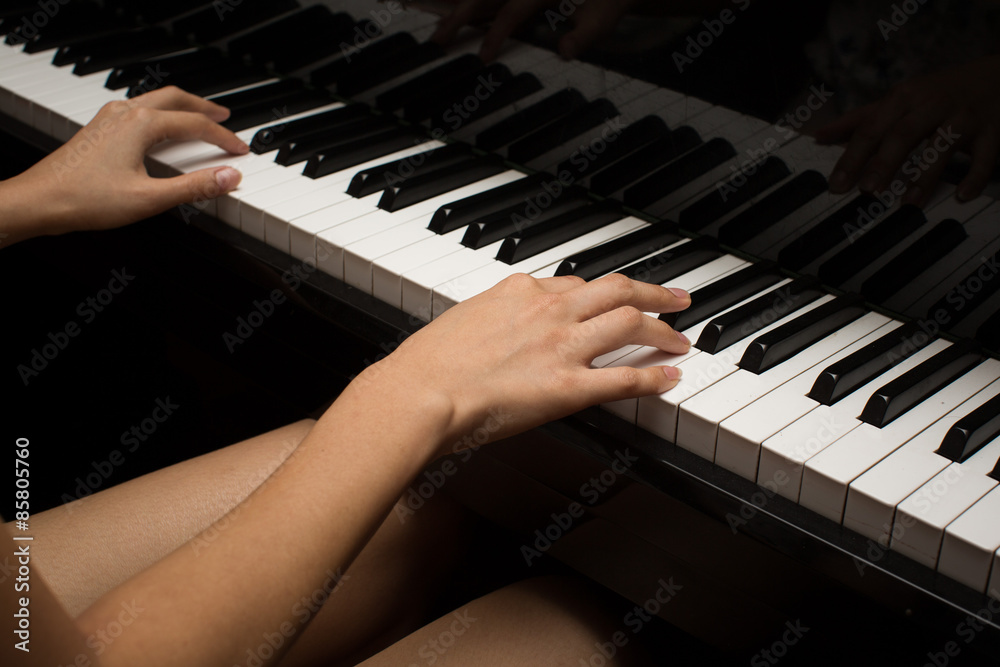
[75,370,451,667]
[0,172,67,248]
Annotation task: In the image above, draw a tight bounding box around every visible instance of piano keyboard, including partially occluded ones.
[3,0,1000,622]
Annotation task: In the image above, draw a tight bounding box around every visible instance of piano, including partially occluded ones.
[3,0,1000,660]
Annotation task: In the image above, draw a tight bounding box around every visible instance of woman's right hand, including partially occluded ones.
[355,272,692,455]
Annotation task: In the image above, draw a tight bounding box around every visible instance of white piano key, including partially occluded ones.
[431,216,649,314]
[342,170,526,291]
[801,359,1000,523]
[892,437,1000,568]
[939,486,1000,592]
[373,231,468,308]
[215,165,305,226]
[757,338,951,502]
[990,550,1000,599]
[714,320,900,481]
[676,311,890,462]
[844,378,1000,544]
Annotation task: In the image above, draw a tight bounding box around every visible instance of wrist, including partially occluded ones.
[0,171,71,247]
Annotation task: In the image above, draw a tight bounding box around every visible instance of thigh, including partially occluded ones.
[356,576,656,667]
[22,419,473,667]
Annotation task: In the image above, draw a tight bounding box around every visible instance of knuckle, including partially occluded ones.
[615,366,644,393]
[615,306,645,332]
[502,272,537,292]
[602,272,635,295]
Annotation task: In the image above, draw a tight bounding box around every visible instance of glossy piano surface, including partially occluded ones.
[3,0,1000,661]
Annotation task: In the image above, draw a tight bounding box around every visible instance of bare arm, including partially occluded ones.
[0,86,247,248]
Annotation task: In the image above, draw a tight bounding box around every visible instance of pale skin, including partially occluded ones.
[2,87,691,665]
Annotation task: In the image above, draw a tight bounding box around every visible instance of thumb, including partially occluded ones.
[150,166,242,210]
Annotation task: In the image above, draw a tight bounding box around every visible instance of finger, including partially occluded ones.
[827,97,909,193]
[559,0,632,60]
[570,274,690,321]
[576,306,691,361]
[432,0,506,44]
[130,85,231,123]
[857,102,950,193]
[536,274,587,293]
[579,364,683,406]
[813,103,876,145]
[144,166,242,212]
[902,123,965,207]
[480,0,554,62]
[957,125,998,202]
[142,109,249,155]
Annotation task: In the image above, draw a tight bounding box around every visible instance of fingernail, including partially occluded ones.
[237,140,250,154]
[676,331,691,346]
[663,366,682,381]
[829,170,849,192]
[215,166,241,192]
[668,287,689,300]
[859,172,880,193]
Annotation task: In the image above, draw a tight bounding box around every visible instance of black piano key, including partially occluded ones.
[860,340,984,428]
[497,203,626,265]
[695,277,823,354]
[462,189,590,249]
[210,79,305,110]
[660,261,782,331]
[739,294,867,374]
[275,117,395,166]
[337,41,445,97]
[226,7,347,71]
[303,128,426,179]
[309,32,414,88]
[678,157,792,232]
[555,115,670,182]
[817,205,927,288]
[718,171,830,247]
[976,308,1000,352]
[171,0,297,43]
[808,322,930,406]
[17,7,126,52]
[378,156,506,211]
[375,54,484,111]
[106,49,224,90]
[556,224,681,282]
[116,0,211,24]
[475,89,587,151]
[222,89,331,133]
[130,61,266,98]
[250,104,370,154]
[404,63,513,122]
[507,98,618,163]
[937,393,1000,463]
[347,143,474,198]
[623,137,736,210]
[427,174,549,234]
[776,194,879,272]
[443,72,544,128]
[68,28,184,75]
[860,220,968,303]
[589,127,702,196]
[926,250,1000,328]
[617,236,722,286]
[990,459,1000,483]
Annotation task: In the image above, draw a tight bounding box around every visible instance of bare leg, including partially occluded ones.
[357,576,656,667]
[24,419,472,667]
